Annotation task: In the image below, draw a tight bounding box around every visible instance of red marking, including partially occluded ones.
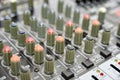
[118,62,120,65]
[66,21,73,27]
[100,73,104,76]
[11,54,20,62]
[3,46,12,53]
[47,28,55,35]
[56,36,64,42]
[83,14,90,19]
[92,20,100,26]
[75,27,83,33]
[115,10,120,17]
[34,44,44,52]
[26,37,35,43]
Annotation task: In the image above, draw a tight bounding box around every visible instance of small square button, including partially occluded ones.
[81,59,94,69]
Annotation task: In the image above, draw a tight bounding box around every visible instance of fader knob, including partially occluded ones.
[18,31,26,47]
[84,36,94,54]
[41,4,48,19]
[37,22,47,39]
[3,16,11,33]
[23,10,31,25]
[10,22,18,39]
[74,27,83,46]
[55,36,65,54]
[3,46,12,66]
[20,66,31,80]
[48,10,56,25]
[26,37,35,55]
[56,15,64,31]
[98,7,107,24]
[73,8,80,24]
[82,14,90,31]
[10,54,20,76]
[30,16,38,31]
[91,20,100,37]
[34,44,44,64]
[65,4,72,18]
[46,28,55,47]
[10,0,17,14]
[101,27,110,45]
[44,55,54,75]
[65,21,73,38]
[65,45,75,64]
[58,0,64,13]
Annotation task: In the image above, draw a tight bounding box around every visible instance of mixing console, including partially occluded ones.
[0,0,120,80]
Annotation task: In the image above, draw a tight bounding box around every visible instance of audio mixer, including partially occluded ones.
[0,0,120,80]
